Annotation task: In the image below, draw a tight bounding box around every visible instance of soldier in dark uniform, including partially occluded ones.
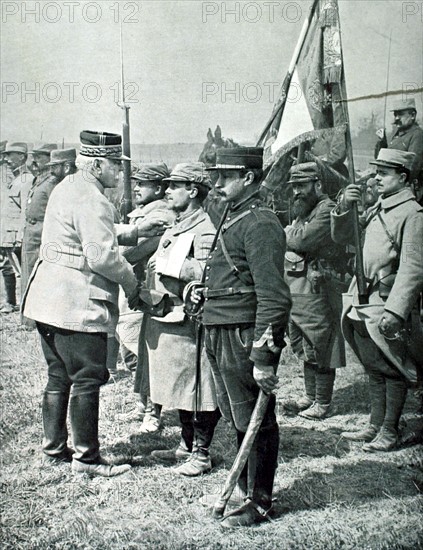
[21,143,59,299]
[200,147,292,527]
[284,162,351,419]
[375,98,423,201]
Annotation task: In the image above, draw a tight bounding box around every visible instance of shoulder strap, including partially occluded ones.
[222,209,252,231]
[219,232,253,286]
[377,211,401,255]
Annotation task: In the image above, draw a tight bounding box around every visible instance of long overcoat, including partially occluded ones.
[23,171,137,335]
[284,196,351,369]
[140,207,218,411]
[331,187,423,383]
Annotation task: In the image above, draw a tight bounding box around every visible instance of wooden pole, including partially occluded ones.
[337,3,368,304]
[120,20,132,223]
[256,0,319,146]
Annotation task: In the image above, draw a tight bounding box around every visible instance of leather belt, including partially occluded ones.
[203,286,254,298]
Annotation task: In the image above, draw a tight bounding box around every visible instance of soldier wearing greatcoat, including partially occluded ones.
[332,149,423,452]
[23,130,138,476]
[138,163,221,477]
[284,162,351,420]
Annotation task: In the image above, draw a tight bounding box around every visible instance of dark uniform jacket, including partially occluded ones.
[285,195,351,292]
[285,196,350,368]
[202,194,292,367]
[21,168,59,292]
[376,123,423,183]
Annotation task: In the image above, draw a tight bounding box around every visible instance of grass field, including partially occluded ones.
[1,310,422,550]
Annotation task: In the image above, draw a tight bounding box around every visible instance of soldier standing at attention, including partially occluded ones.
[140,163,220,476]
[200,147,291,527]
[23,130,138,476]
[332,149,423,452]
[376,98,423,201]
[21,143,58,299]
[1,142,32,312]
[284,162,351,420]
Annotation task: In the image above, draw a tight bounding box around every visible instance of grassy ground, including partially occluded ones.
[1,310,422,550]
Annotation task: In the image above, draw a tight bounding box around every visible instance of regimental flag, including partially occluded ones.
[258,0,349,202]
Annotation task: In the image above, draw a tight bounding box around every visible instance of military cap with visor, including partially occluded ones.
[79,130,130,161]
[206,147,263,171]
[47,148,77,165]
[288,162,320,184]
[390,97,417,112]
[131,162,170,183]
[370,148,416,172]
[5,142,28,155]
[164,162,211,188]
[30,143,58,155]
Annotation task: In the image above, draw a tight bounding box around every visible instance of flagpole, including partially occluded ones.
[257,0,319,146]
[119,19,132,223]
[383,30,393,130]
[337,4,368,304]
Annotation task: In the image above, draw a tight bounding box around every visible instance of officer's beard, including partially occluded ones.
[292,190,319,219]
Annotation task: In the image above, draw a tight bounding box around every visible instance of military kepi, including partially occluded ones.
[288,162,320,184]
[370,149,416,172]
[206,147,263,170]
[79,130,130,161]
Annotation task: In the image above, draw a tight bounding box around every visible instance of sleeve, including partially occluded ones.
[285,201,333,252]
[384,211,423,320]
[74,193,138,296]
[245,216,292,366]
[407,130,423,177]
[115,223,139,246]
[330,207,355,244]
[179,231,215,282]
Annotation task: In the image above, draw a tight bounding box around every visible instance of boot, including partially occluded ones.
[363,377,407,452]
[172,409,220,477]
[341,424,379,442]
[221,424,278,528]
[362,427,398,452]
[151,443,191,462]
[70,392,131,477]
[299,368,335,419]
[42,391,73,463]
[3,270,17,307]
[139,403,162,433]
[172,451,212,476]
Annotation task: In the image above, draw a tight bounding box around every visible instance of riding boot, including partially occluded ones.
[70,391,131,476]
[69,391,101,464]
[42,390,73,462]
[4,270,17,306]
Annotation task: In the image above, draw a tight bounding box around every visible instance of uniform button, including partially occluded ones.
[206,266,211,270]
[227,217,231,221]
[28,199,32,204]
[205,276,209,281]
[205,298,209,301]
[252,205,256,208]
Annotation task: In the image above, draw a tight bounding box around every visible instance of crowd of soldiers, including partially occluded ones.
[0,96,422,528]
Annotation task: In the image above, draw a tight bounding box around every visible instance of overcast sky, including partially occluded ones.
[1,0,422,145]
